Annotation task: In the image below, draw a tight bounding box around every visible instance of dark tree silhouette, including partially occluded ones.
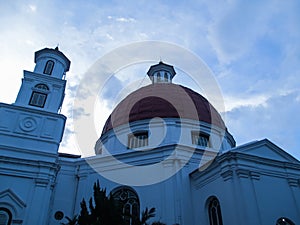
[151,222,166,225]
[78,180,123,225]
[62,180,165,225]
[137,207,156,225]
[61,216,78,225]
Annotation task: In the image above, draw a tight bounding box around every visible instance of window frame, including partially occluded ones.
[157,72,162,82]
[111,187,140,225]
[128,131,149,149]
[29,91,48,108]
[207,197,223,225]
[43,60,54,75]
[191,131,210,147]
[164,72,169,82]
[29,84,49,108]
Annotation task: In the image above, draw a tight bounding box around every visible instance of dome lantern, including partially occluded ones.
[147,61,176,84]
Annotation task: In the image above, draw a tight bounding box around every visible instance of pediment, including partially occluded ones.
[231,139,299,163]
[0,189,26,209]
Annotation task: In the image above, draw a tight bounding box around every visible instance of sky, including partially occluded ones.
[0,0,299,159]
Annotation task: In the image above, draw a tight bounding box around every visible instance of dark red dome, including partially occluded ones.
[101,83,225,135]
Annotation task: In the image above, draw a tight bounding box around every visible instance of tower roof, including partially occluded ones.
[35,47,71,71]
[147,61,176,77]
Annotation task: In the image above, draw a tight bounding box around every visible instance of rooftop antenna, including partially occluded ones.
[55,43,59,50]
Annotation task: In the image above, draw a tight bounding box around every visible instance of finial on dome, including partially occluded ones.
[147,61,176,84]
[55,44,59,51]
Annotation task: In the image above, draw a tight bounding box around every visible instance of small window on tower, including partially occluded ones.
[191,131,210,147]
[29,84,49,108]
[128,131,148,149]
[44,60,54,75]
[164,72,168,82]
[157,72,161,82]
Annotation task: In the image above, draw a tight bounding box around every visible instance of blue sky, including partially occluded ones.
[0,0,299,158]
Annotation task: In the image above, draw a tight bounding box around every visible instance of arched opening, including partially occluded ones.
[276,217,295,225]
[29,83,49,108]
[207,197,223,225]
[164,72,168,82]
[111,186,140,225]
[157,72,162,82]
[44,60,54,75]
[0,208,12,225]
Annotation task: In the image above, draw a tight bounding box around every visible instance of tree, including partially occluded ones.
[78,180,123,225]
[78,199,90,225]
[61,216,78,225]
[137,207,156,225]
[74,180,165,225]
[151,222,166,225]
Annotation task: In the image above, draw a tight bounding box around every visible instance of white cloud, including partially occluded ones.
[28,4,36,12]
[115,17,136,23]
[224,94,269,112]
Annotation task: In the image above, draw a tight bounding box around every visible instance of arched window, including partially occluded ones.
[0,208,12,225]
[276,217,295,225]
[164,72,168,82]
[35,84,49,90]
[112,187,140,225]
[157,72,161,82]
[208,197,223,225]
[44,60,54,75]
[29,84,49,108]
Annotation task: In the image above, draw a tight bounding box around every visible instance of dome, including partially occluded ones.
[101,83,225,136]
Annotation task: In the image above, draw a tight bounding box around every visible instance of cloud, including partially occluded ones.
[226,90,300,159]
[28,4,37,12]
[224,94,269,112]
[206,0,300,65]
[108,16,136,23]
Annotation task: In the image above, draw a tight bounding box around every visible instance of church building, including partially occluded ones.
[0,47,299,225]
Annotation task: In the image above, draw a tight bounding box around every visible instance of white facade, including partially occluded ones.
[0,47,299,225]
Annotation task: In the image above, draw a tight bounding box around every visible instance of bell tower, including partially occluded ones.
[14,47,70,112]
[0,47,70,225]
[0,47,70,157]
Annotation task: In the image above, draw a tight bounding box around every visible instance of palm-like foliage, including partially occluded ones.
[138,207,156,225]
[72,180,165,225]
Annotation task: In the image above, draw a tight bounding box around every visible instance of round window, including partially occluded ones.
[54,211,64,220]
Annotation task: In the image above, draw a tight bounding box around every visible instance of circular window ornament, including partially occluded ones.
[54,211,64,221]
[19,117,37,132]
